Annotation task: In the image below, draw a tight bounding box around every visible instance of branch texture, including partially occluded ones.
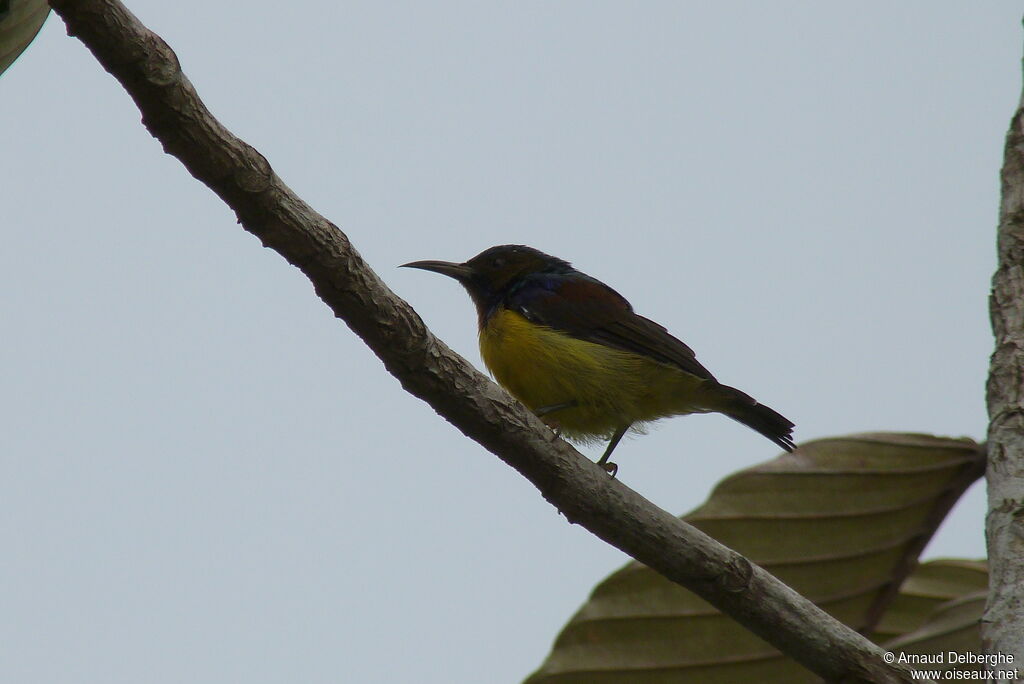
[47,1,927,682]
[985,36,1024,669]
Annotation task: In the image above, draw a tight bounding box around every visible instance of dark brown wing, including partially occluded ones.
[507,274,717,382]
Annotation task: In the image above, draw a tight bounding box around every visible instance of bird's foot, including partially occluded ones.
[535,401,577,441]
[594,424,629,480]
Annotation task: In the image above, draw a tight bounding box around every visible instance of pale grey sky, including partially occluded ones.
[3,3,1020,683]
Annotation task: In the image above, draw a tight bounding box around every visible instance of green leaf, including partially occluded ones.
[525,433,984,684]
[875,558,987,641]
[880,560,987,675]
[0,0,49,77]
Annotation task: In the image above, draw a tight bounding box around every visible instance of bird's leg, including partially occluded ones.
[534,400,578,418]
[534,400,579,439]
[596,424,630,478]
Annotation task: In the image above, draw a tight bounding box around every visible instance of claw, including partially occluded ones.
[595,424,630,478]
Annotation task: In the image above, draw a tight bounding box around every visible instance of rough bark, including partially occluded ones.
[46,1,929,682]
[985,34,1024,675]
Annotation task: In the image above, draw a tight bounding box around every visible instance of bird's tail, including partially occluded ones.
[704,383,796,452]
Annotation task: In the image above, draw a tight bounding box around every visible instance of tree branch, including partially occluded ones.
[985,22,1024,671]
[46,1,928,681]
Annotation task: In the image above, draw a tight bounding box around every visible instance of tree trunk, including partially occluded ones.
[985,25,1024,678]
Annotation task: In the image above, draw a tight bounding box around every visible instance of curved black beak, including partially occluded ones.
[400,260,473,282]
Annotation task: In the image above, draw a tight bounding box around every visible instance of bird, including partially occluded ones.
[402,245,795,475]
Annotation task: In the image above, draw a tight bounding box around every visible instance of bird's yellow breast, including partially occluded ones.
[478,308,709,442]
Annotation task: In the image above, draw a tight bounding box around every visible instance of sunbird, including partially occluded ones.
[403,245,795,475]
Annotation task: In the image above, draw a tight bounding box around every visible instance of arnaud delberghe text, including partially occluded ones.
[897,652,1015,667]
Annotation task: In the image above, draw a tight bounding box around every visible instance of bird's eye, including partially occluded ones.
[491,257,505,268]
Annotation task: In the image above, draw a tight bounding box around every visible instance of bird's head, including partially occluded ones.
[402,244,572,322]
